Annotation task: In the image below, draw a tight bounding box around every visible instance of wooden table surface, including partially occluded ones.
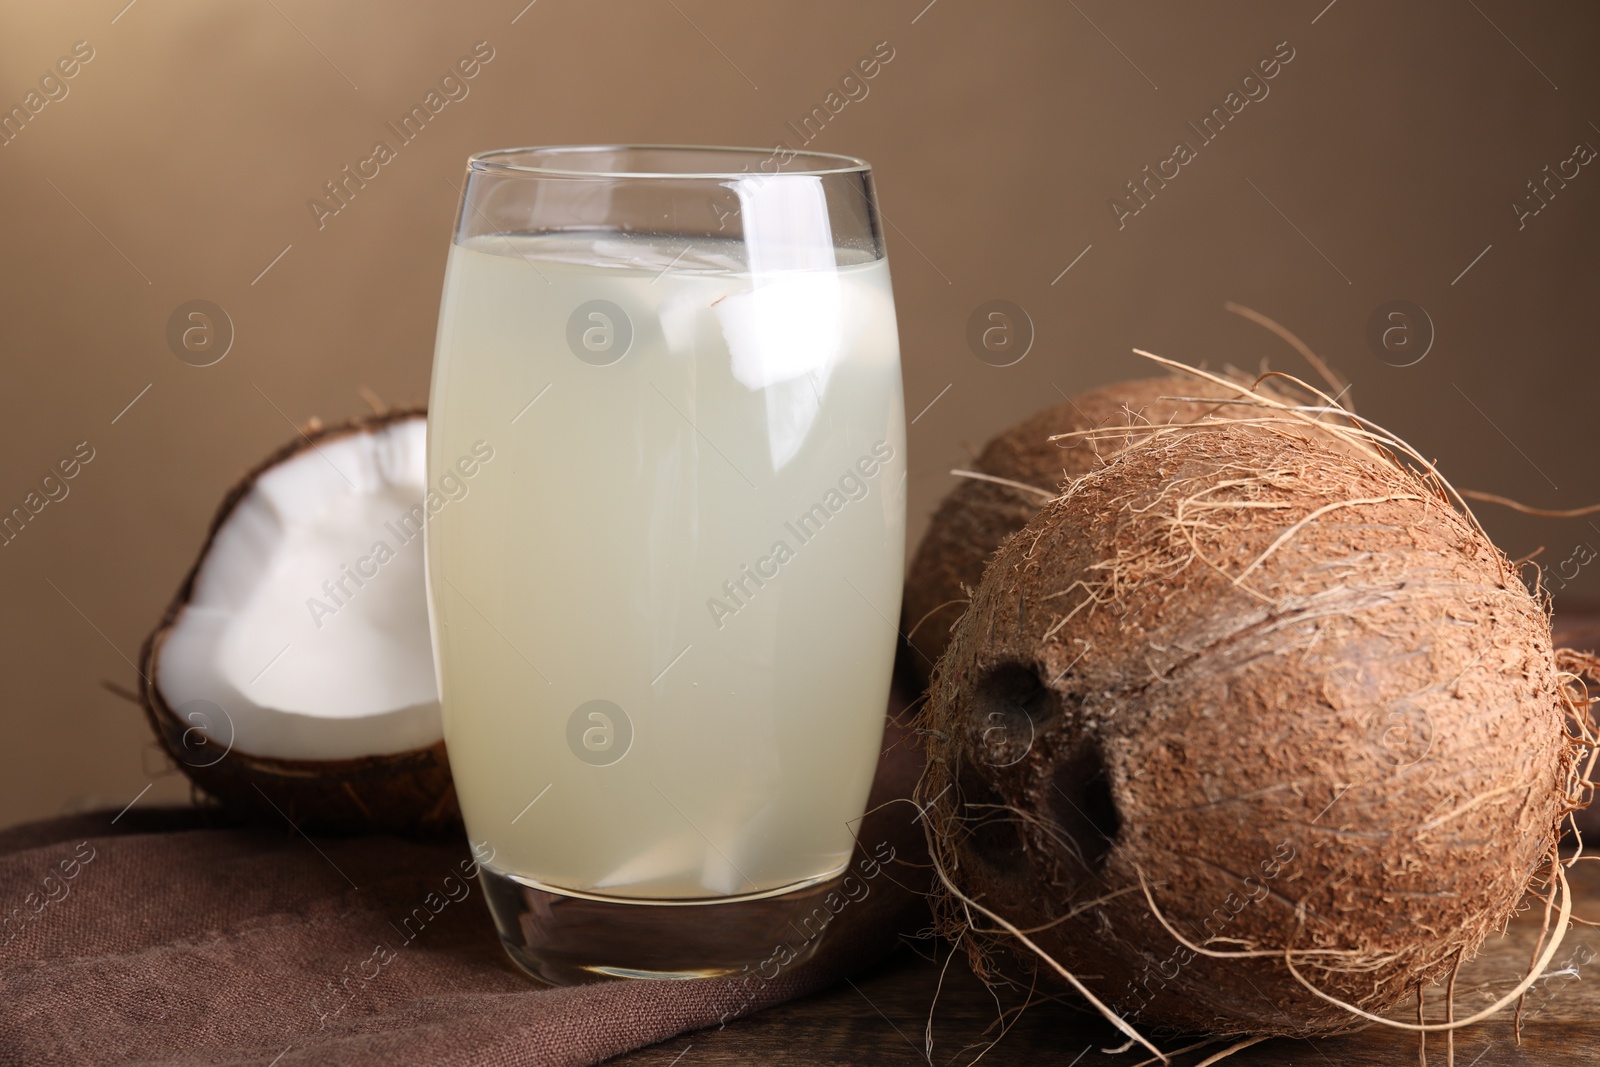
[609,613,1600,1066]
[611,861,1600,1065]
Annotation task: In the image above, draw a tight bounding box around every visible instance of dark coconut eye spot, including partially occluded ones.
[957,762,1028,874]
[969,662,1062,768]
[1047,743,1122,873]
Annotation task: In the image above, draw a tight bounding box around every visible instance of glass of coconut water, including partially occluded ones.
[426,146,906,983]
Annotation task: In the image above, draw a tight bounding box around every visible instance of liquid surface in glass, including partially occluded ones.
[427,231,906,899]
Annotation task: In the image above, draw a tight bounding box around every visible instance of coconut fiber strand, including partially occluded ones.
[0,706,928,1067]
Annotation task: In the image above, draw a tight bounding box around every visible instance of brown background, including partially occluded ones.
[0,0,1596,827]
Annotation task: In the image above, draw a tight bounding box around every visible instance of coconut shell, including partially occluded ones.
[919,420,1580,1037]
[903,374,1298,679]
[138,408,460,836]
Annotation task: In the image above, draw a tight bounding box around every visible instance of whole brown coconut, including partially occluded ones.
[919,413,1589,1038]
[903,374,1299,679]
[139,409,460,836]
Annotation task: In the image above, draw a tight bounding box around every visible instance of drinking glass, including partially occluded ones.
[425,145,906,983]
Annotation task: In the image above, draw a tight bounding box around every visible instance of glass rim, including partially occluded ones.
[466,144,872,180]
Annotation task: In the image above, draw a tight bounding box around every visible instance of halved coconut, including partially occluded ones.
[139,408,458,834]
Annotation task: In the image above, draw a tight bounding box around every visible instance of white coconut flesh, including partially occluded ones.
[157,416,442,761]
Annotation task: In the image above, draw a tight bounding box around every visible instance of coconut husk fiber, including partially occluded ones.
[917,372,1595,1044]
[902,373,1315,681]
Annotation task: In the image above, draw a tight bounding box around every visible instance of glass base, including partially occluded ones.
[480,863,850,985]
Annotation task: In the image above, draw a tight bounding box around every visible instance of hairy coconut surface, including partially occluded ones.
[139,408,460,836]
[903,374,1303,680]
[919,412,1588,1039]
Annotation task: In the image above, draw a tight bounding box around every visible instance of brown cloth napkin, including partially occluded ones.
[0,703,929,1066]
